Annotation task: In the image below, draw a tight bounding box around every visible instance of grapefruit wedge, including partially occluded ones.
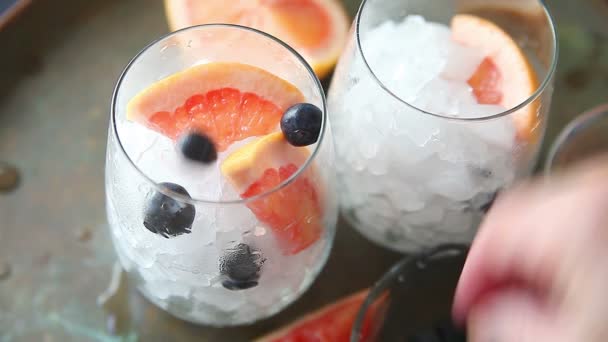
[221,132,322,255]
[256,289,388,342]
[163,0,350,79]
[451,14,539,141]
[127,62,304,151]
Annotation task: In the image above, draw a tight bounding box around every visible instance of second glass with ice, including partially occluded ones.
[328,0,558,252]
[106,25,337,326]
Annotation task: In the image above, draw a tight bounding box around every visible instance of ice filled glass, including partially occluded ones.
[105,24,337,326]
[545,104,608,174]
[328,0,557,252]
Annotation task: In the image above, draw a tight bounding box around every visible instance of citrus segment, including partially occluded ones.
[467,57,502,105]
[127,62,304,151]
[242,163,321,255]
[221,132,322,255]
[163,0,350,79]
[267,0,332,49]
[256,289,388,342]
[451,14,539,141]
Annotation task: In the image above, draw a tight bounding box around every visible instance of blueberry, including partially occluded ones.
[178,132,217,164]
[280,103,322,147]
[220,243,264,291]
[143,182,195,238]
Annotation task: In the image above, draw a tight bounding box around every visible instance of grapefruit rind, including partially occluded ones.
[255,290,369,342]
[127,62,304,124]
[220,132,310,191]
[126,62,304,151]
[221,132,322,255]
[163,0,350,79]
[451,14,539,141]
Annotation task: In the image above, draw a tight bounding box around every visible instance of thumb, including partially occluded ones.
[467,288,569,342]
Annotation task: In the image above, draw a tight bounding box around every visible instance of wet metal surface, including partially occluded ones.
[0,162,19,192]
[1,0,607,340]
[0,261,11,281]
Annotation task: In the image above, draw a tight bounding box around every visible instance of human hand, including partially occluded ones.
[453,156,608,341]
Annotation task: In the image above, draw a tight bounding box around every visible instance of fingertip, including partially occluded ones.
[467,288,556,342]
[452,268,471,321]
[452,238,490,315]
[452,262,484,323]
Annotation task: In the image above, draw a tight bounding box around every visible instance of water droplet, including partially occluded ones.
[254,226,266,236]
[0,162,19,192]
[159,43,178,53]
[97,263,132,335]
[78,227,93,242]
[416,259,427,269]
[0,262,11,281]
[35,253,51,266]
[105,314,118,335]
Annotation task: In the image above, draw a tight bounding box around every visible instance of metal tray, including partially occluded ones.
[1,0,607,340]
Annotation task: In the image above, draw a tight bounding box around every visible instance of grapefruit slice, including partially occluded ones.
[451,14,539,141]
[163,0,350,79]
[256,289,388,342]
[126,62,304,151]
[221,132,322,255]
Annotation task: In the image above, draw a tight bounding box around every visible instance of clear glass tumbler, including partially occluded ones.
[106,24,337,326]
[351,244,468,342]
[545,104,608,174]
[328,0,557,252]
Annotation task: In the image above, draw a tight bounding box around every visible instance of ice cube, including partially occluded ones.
[413,78,474,116]
[367,146,389,175]
[363,15,450,102]
[403,202,446,226]
[465,110,516,150]
[215,229,244,252]
[442,40,485,81]
[385,181,426,212]
[244,230,297,307]
[193,286,246,312]
[391,110,441,150]
[215,203,258,234]
[141,279,189,301]
[121,120,257,205]
[155,253,204,285]
[426,163,478,201]
[439,209,475,234]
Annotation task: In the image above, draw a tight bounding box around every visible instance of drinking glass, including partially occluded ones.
[545,104,608,174]
[106,24,337,326]
[351,244,468,342]
[328,0,558,252]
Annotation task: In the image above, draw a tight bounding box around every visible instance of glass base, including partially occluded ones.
[110,230,334,327]
[342,208,477,254]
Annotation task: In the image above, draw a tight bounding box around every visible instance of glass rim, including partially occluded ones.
[110,23,328,205]
[350,243,469,342]
[544,103,608,175]
[354,0,559,122]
